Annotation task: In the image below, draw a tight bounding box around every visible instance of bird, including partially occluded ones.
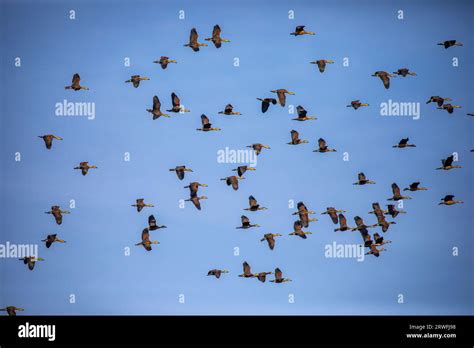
[371,71,395,89]
[347,100,369,110]
[353,172,375,185]
[404,182,428,192]
[207,269,229,279]
[146,96,170,119]
[290,25,315,36]
[322,207,346,224]
[236,215,259,229]
[218,104,241,115]
[467,113,474,116]
[0,306,24,316]
[238,262,255,278]
[184,182,208,197]
[232,166,256,177]
[388,183,411,201]
[169,166,193,180]
[373,232,392,246]
[185,195,208,210]
[244,195,267,212]
[136,228,159,251]
[437,40,463,49]
[372,203,396,232]
[256,98,277,113]
[365,244,386,257]
[437,104,462,114]
[287,130,309,145]
[292,202,317,227]
[221,175,244,191]
[125,75,150,88]
[261,233,282,250]
[334,214,353,232]
[153,56,177,69]
[167,93,190,113]
[270,89,295,107]
[270,268,292,283]
[184,28,207,51]
[42,234,66,248]
[289,220,312,239]
[148,215,166,231]
[310,59,334,73]
[313,138,336,153]
[205,24,230,48]
[19,256,44,271]
[385,204,406,218]
[436,155,462,170]
[197,114,221,131]
[352,216,377,232]
[426,96,451,107]
[247,143,270,156]
[38,135,63,149]
[293,105,317,121]
[131,199,154,212]
[393,68,417,77]
[393,138,416,148]
[45,205,70,225]
[74,162,98,176]
[439,195,463,206]
[65,73,89,90]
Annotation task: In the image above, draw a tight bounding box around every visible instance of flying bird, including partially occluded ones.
[207,269,229,279]
[313,138,336,153]
[197,114,221,131]
[426,96,451,107]
[232,165,256,177]
[293,105,317,121]
[365,244,386,257]
[45,205,70,225]
[185,195,208,210]
[131,199,154,212]
[270,89,295,107]
[148,215,166,231]
[238,262,255,278]
[373,232,392,246]
[270,268,292,283]
[136,228,159,251]
[247,143,270,156]
[352,216,377,232]
[372,203,396,232]
[153,56,177,69]
[437,104,461,114]
[334,214,353,232]
[256,98,277,113]
[436,155,461,170]
[290,25,315,36]
[167,93,190,113]
[65,73,89,90]
[42,234,66,248]
[236,215,259,229]
[205,24,230,48]
[289,220,312,239]
[287,130,309,145]
[221,175,244,190]
[322,207,346,224]
[393,68,417,77]
[372,71,395,89]
[439,195,463,206]
[388,183,411,201]
[218,104,241,115]
[125,75,150,88]
[393,138,416,148]
[310,59,334,73]
[292,202,317,227]
[353,172,375,185]
[244,195,267,212]
[74,162,98,176]
[169,165,193,180]
[19,256,44,271]
[261,233,282,250]
[403,182,428,192]
[184,28,207,51]
[347,100,369,110]
[437,40,463,49]
[0,306,24,316]
[38,135,63,149]
[184,182,208,197]
[146,96,170,119]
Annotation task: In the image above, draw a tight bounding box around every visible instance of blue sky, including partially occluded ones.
[0,0,472,315]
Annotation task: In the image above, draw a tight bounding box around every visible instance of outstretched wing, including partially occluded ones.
[249,195,258,208]
[201,114,210,126]
[291,130,299,143]
[212,24,221,40]
[275,268,283,281]
[318,138,327,150]
[190,28,198,45]
[392,183,401,197]
[297,105,307,118]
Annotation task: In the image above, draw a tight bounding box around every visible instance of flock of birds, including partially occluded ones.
[3,24,470,315]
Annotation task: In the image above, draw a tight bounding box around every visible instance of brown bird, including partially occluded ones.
[352,216,377,232]
[437,103,461,114]
[261,233,282,250]
[125,75,150,88]
[334,213,353,232]
[372,203,396,232]
[74,162,98,176]
[439,195,463,206]
[238,262,255,278]
[131,199,154,212]
[146,96,170,119]
[207,269,229,279]
[353,172,375,185]
[167,92,190,113]
[221,175,244,191]
[42,234,66,248]
[148,215,166,231]
[197,114,221,131]
[365,244,386,257]
[393,68,417,77]
[247,143,270,156]
[19,256,44,271]
[290,25,315,36]
[292,202,317,228]
[313,138,336,153]
[393,138,416,148]
[169,165,193,180]
[184,182,208,197]
[218,104,241,115]
[385,204,406,218]
[347,100,369,109]
[270,89,295,107]
[426,96,451,107]
[184,28,207,51]
[436,155,462,170]
[293,105,317,121]
[232,165,256,177]
[437,40,463,49]
[310,59,334,73]
[45,205,70,225]
[404,182,428,192]
[136,228,159,251]
[244,195,267,212]
[185,195,208,210]
[388,183,411,201]
[287,130,309,145]
[373,232,392,246]
[205,24,230,48]
[256,98,277,113]
[270,268,292,283]
[38,135,63,149]
[289,220,312,239]
[0,306,25,316]
[153,56,177,69]
[236,215,259,229]
[65,73,89,90]
[322,207,346,224]
[372,71,395,89]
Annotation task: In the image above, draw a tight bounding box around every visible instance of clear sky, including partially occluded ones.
[0,0,472,315]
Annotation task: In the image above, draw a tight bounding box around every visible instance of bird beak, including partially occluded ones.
[327,60,335,64]
[247,167,256,170]
[201,184,208,187]
[288,92,295,95]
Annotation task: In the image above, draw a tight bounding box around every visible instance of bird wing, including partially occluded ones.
[318,138,327,150]
[224,104,233,113]
[399,138,408,146]
[241,215,250,225]
[444,155,454,167]
[317,60,326,72]
[190,28,198,45]
[339,214,347,227]
[358,172,366,181]
[411,182,420,190]
[171,93,180,107]
[291,130,299,143]
[249,195,258,207]
[444,195,454,201]
[277,91,286,106]
[275,268,282,280]
[267,236,275,250]
[153,96,161,111]
[72,73,80,85]
[192,196,201,210]
[141,228,150,242]
[392,183,401,197]
[243,262,251,275]
[201,114,210,126]
[297,105,307,118]
[212,25,221,40]
[294,220,303,231]
[261,100,270,113]
[231,177,239,190]
[43,136,53,149]
[354,216,363,227]
[148,215,157,230]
